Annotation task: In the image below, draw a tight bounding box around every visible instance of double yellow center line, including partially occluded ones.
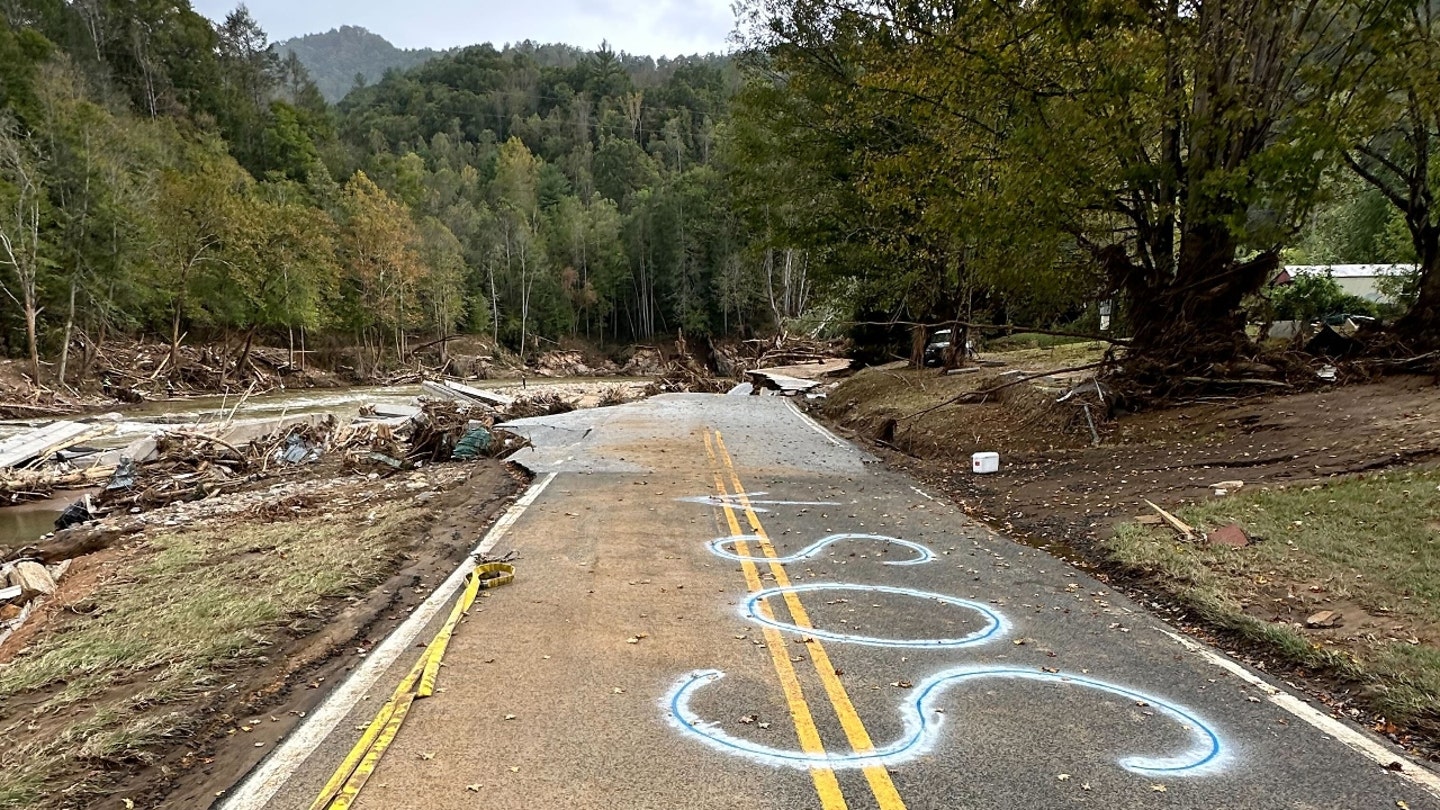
[704,429,906,810]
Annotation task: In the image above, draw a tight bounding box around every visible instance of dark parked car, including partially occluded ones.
[923,329,975,366]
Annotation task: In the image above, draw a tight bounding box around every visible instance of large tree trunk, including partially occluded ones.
[234,325,257,382]
[22,282,40,385]
[170,302,183,374]
[1114,227,1278,375]
[1395,226,1440,347]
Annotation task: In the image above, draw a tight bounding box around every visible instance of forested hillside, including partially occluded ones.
[0,2,787,390]
[6,0,1440,399]
[276,26,442,103]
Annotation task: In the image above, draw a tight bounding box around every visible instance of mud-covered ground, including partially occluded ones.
[0,460,524,810]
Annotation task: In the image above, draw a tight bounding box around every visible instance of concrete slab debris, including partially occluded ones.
[420,379,515,408]
[8,560,57,597]
[0,420,118,469]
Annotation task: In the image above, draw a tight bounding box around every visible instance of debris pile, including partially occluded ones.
[95,341,339,401]
[0,557,70,647]
[96,431,253,512]
[503,392,577,419]
[620,346,666,376]
[533,349,618,377]
[647,364,731,395]
[716,334,850,378]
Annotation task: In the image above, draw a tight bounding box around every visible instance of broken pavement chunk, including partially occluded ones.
[1305,610,1342,629]
[1206,522,1252,548]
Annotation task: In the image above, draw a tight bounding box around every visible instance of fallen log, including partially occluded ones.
[3,524,141,565]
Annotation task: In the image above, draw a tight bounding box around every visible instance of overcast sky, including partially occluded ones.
[191,0,738,57]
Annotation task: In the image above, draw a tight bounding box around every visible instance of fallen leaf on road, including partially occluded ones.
[466,784,483,792]
[1082,783,1092,791]
[612,687,625,694]
[1151,785,1167,792]
[739,714,758,725]
[504,714,517,720]
[510,766,520,772]
[1056,774,1070,781]
[758,721,771,729]
[419,752,435,760]
[626,637,640,644]
[891,680,914,689]
[1397,801,1411,809]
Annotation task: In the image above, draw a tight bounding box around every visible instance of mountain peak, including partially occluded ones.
[277,27,442,103]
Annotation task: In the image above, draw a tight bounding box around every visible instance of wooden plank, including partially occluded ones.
[1143,499,1196,540]
[0,421,116,469]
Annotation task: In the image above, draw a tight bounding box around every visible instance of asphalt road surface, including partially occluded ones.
[244,394,1440,810]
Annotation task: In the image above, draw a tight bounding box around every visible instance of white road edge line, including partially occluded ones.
[784,399,845,447]
[217,471,559,810]
[1161,628,1440,798]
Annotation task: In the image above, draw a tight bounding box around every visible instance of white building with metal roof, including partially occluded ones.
[1274,264,1415,303]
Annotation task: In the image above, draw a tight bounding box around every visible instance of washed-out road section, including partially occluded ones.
[247,394,1439,810]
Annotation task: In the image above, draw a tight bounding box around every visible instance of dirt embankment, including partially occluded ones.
[824,361,1440,544]
[820,360,1440,759]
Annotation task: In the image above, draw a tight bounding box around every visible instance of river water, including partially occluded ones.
[0,377,638,551]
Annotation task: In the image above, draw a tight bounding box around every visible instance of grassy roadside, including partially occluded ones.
[0,498,436,809]
[1106,469,1440,734]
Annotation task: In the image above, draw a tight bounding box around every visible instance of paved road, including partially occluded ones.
[250,394,1439,810]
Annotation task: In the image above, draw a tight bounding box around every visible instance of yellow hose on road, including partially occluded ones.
[309,561,515,810]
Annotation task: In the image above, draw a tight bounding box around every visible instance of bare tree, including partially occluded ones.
[0,114,46,385]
